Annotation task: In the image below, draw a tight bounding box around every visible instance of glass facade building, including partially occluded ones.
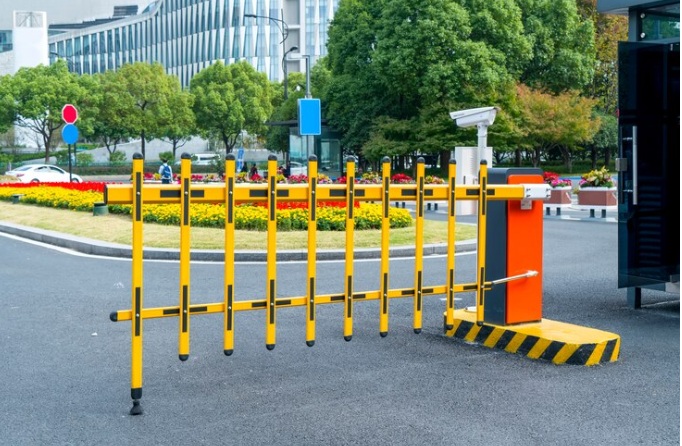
[47,0,340,87]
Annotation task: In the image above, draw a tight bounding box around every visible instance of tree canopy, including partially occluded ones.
[190,60,273,155]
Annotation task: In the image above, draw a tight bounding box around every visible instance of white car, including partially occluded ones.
[288,161,307,176]
[5,164,83,183]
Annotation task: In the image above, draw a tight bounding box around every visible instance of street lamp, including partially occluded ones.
[287,52,311,98]
[244,12,294,99]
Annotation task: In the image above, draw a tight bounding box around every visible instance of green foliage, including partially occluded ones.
[108,150,127,165]
[10,60,89,161]
[76,152,94,167]
[158,151,175,165]
[191,61,273,155]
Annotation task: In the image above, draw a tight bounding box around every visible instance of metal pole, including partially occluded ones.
[68,143,73,182]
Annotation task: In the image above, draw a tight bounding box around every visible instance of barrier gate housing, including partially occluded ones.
[106,153,620,415]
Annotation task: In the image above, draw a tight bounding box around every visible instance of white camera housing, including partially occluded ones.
[449,106,498,128]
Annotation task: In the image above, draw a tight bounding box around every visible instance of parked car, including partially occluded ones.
[288,161,307,176]
[4,164,83,183]
[175,153,221,166]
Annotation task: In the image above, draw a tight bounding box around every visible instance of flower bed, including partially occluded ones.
[0,182,413,231]
[577,167,617,207]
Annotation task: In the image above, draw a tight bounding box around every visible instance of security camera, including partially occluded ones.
[449,106,498,128]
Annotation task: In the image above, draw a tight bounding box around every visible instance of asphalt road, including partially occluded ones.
[0,218,678,445]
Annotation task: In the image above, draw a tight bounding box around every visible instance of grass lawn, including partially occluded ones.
[0,202,477,250]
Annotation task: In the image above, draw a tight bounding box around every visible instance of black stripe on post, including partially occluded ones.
[418,177,424,218]
[417,271,423,311]
[450,178,456,217]
[481,177,487,216]
[227,178,234,224]
[309,277,315,321]
[269,177,276,221]
[183,179,190,226]
[181,285,188,333]
[269,280,275,324]
[226,284,233,331]
[134,287,141,336]
[382,273,388,314]
[189,306,208,313]
[346,275,353,317]
[163,308,180,316]
[479,267,485,304]
[383,177,389,218]
[348,183,354,219]
[250,190,267,198]
[310,181,317,221]
[401,189,417,197]
[134,173,142,222]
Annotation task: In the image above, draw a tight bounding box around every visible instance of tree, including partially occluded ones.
[324,0,531,159]
[159,88,196,158]
[516,84,600,171]
[10,61,88,162]
[0,75,15,135]
[85,70,131,156]
[190,61,273,155]
[516,0,597,93]
[113,62,179,159]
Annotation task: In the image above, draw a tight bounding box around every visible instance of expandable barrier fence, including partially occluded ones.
[106,153,550,415]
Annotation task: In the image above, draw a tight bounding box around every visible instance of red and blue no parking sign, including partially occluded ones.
[61,104,79,144]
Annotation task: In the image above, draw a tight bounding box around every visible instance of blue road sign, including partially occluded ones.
[298,98,321,136]
[237,147,245,172]
[62,124,79,145]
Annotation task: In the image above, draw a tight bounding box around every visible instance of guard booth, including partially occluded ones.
[598,0,680,307]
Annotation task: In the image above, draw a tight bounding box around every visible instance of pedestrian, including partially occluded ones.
[240,163,248,174]
[283,161,291,178]
[159,158,172,184]
[249,163,258,179]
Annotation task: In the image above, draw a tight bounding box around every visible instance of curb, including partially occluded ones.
[0,221,477,261]
[445,309,621,366]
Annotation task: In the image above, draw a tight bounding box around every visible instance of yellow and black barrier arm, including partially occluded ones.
[224,153,236,356]
[343,157,355,341]
[413,158,425,334]
[476,161,488,326]
[306,155,318,347]
[178,153,192,361]
[266,155,278,350]
[445,159,457,331]
[379,156,391,337]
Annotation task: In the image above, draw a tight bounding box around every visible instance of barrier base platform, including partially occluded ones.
[444,309,620,366]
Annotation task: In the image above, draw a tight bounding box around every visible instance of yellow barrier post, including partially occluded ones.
[130,153,144,415]
[223,153,236,355]
[445,159,457,331]
[344,157,355,341]
[306,155,318,347]
[476,161,489,326]
[413,158,425,334]
[178,153,192,361]
[379,156,391,337]
[266,155,278,350]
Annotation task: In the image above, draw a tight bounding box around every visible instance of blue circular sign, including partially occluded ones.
[62,124,79,145]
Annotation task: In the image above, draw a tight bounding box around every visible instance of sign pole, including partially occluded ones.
[68,143,73,182]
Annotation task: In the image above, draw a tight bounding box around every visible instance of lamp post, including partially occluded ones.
[244,12,293,99]
[287,52,314,166]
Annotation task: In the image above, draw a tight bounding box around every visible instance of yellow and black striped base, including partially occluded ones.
[445,309,620,366]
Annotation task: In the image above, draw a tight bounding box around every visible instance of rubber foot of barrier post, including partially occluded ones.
[266,344,275,351]
[380,332,387,338]
[109,312,118,322]
[224,349,233,356]
[344,336,352,342]
[179,354,189,361]
[129,400,143,416]
[444,324,454,332]
[306,340,315,347]
[413,328,422,334]
[477,321,484,327]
